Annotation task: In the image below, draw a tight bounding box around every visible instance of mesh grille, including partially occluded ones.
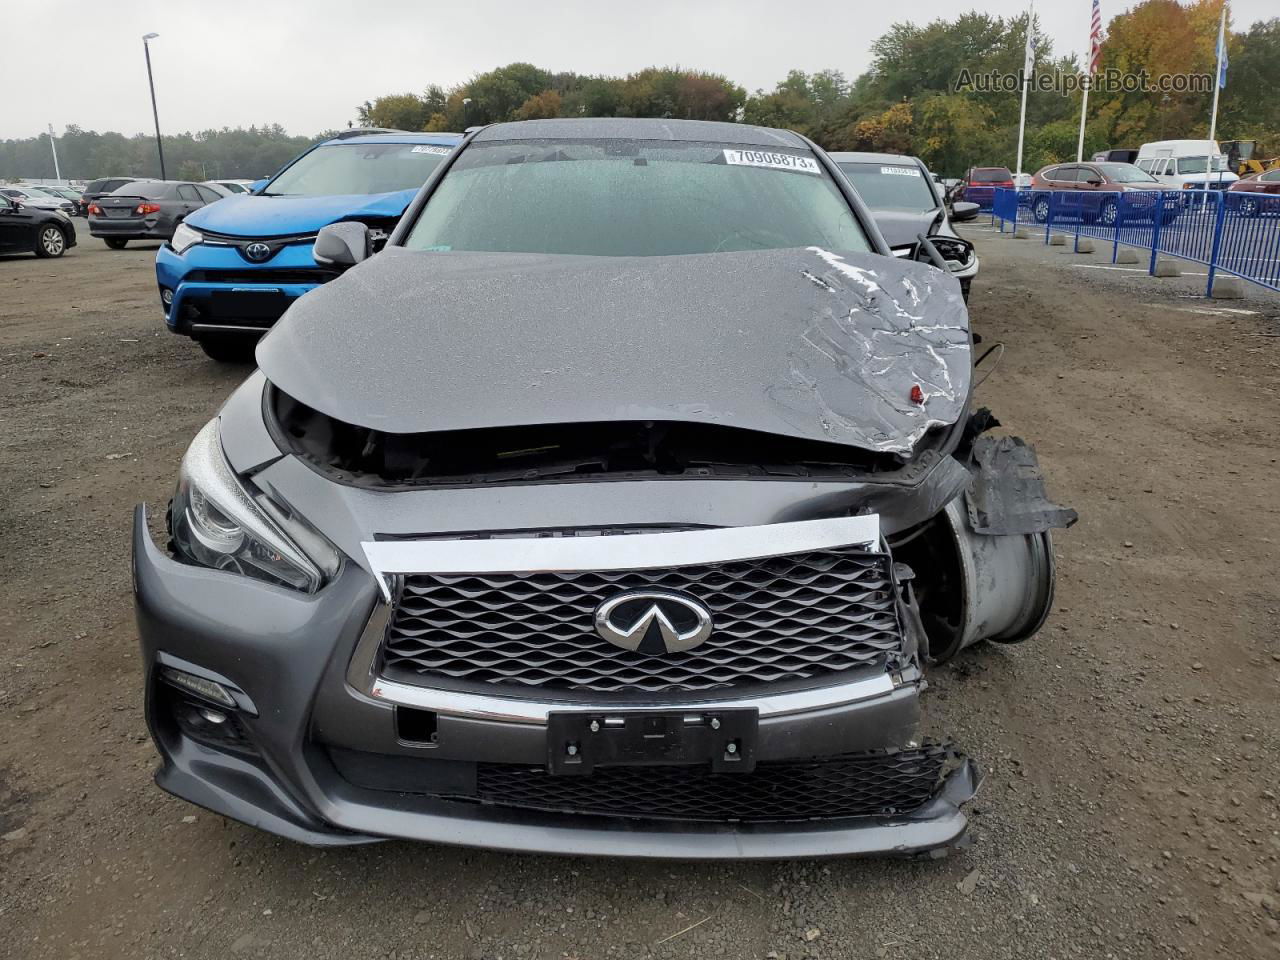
[382,545,902,694]
[454,746,948,823]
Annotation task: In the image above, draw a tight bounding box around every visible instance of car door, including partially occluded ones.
[172,184,204,230]
[0,194,33,251]
[1053,166,1084,217]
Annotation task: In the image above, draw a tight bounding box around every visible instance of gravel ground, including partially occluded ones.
[1,230,1278,959]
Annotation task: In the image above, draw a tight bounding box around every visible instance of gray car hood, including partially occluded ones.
[256,246,971,456]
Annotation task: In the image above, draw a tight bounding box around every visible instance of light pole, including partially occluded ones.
[142,32,166,179]
[462,97,472,127]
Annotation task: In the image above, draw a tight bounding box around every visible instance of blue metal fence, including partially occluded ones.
[990,187,1280,295]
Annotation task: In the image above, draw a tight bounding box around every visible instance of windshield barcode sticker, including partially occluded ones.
[723,149,820,175]
[881,166,920,177]
[411,145,452,156]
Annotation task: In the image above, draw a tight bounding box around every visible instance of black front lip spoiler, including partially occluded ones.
[155,738,983,858]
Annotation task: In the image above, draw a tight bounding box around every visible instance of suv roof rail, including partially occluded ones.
[333,127,410,139]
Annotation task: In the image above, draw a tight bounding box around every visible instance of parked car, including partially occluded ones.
[0,185,75,216]
[1091,149,1139,164]
[955,166,1014,208]
[0,192,76,257]
[1227,169,1280,217]
[88,180,224,249]
[830,151,980,300]
[1028,161,1177,225]
[134,117,1075,858]
[21,183,84,215]
[204,179,255,195]
[80,176,139,216]
[156,130,461,362]
[1136,140,1238,190]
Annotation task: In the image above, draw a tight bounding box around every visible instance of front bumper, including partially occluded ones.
[133,503,982,858]
[155,241,329,338]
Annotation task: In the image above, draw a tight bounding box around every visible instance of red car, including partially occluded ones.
[1027,161,1175,225]
[956,166,1013,208]
[1228,169,1280,216]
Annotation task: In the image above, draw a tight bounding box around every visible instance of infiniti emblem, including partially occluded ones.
[594,590,713,654]
[243,241,272,262]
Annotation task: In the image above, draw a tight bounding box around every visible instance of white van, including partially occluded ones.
[1136,140,1238,189]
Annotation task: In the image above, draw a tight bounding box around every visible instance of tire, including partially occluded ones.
[104,237,128,249]
[1032,195,1050,223]
[1237,196,1260,218]
[198,337,258,364]
[1099,199,1118,227]
[34,224,67,258]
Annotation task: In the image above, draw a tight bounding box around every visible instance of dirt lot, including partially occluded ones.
[1,230,1278,960]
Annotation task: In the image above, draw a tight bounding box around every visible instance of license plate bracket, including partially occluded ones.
[546,709,758,776]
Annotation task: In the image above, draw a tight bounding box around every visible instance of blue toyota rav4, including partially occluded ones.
[156,130,461,361]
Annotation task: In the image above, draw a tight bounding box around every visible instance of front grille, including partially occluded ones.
[453,746,949,823]
[382,544,902,694]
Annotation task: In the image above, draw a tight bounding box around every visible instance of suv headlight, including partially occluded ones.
[169,419,339,593]
[170,222,203,254]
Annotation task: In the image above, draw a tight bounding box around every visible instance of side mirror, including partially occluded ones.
[951,201,980,222]
[313,221,371,267]
[249,178,269,194]
[1086,178,1103,186]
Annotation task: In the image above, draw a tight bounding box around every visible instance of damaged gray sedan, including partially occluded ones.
[133,118,1075,858]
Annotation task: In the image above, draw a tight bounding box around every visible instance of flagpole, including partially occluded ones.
[1206,5,1226,189]
[1016,8,1033,180]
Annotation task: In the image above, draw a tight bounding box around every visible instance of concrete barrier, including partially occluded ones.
[1049,234,1066,246]
[1153,258,1182,278]
[1075,238,1096,254]
[1116,248,1140,264]
[1211,276,1244,299]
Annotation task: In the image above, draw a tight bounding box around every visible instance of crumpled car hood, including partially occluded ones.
[256,246,971,455]
[186,190,416,237]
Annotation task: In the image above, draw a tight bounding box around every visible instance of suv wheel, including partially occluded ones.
[1032,195,1050,223]
[1237,196,1260,217]
[34,225,67,258]
[198,337,258,364]
[1099,199,1118,226]
[104,238,128,250]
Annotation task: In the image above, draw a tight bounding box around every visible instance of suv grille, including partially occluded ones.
[457,746,949,823]
[382,545,902,694]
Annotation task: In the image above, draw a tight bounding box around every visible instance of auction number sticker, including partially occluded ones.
[411,145,452,156]
[881,166,920,177]
[723,149,821,175]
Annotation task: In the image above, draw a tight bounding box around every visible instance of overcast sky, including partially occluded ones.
[4,0,1272,139]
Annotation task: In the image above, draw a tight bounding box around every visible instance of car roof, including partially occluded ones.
[322,132,463,146]
[471,118,810,149]
[827,152,923,166]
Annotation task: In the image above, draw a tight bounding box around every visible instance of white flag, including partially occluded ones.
[1024,21,1038,75]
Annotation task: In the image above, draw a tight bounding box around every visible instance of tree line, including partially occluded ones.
[4,1,1276,183]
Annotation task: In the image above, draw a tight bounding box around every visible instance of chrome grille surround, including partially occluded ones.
[366,517,903,697]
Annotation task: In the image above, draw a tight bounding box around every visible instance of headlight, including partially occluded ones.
[170,222,203,254]
[170,419,339,592]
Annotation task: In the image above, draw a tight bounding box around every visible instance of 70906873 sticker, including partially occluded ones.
[410,145,452,156]
[723,149,821,175]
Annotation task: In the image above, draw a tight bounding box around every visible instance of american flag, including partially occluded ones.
[1088,0,1104,74]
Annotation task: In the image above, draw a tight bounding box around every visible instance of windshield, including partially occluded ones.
[1176,155,1229,175]
[836,162,937,213]
[264,142,452,197]
[1094,163,1158,183]
[404,138,868,257]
